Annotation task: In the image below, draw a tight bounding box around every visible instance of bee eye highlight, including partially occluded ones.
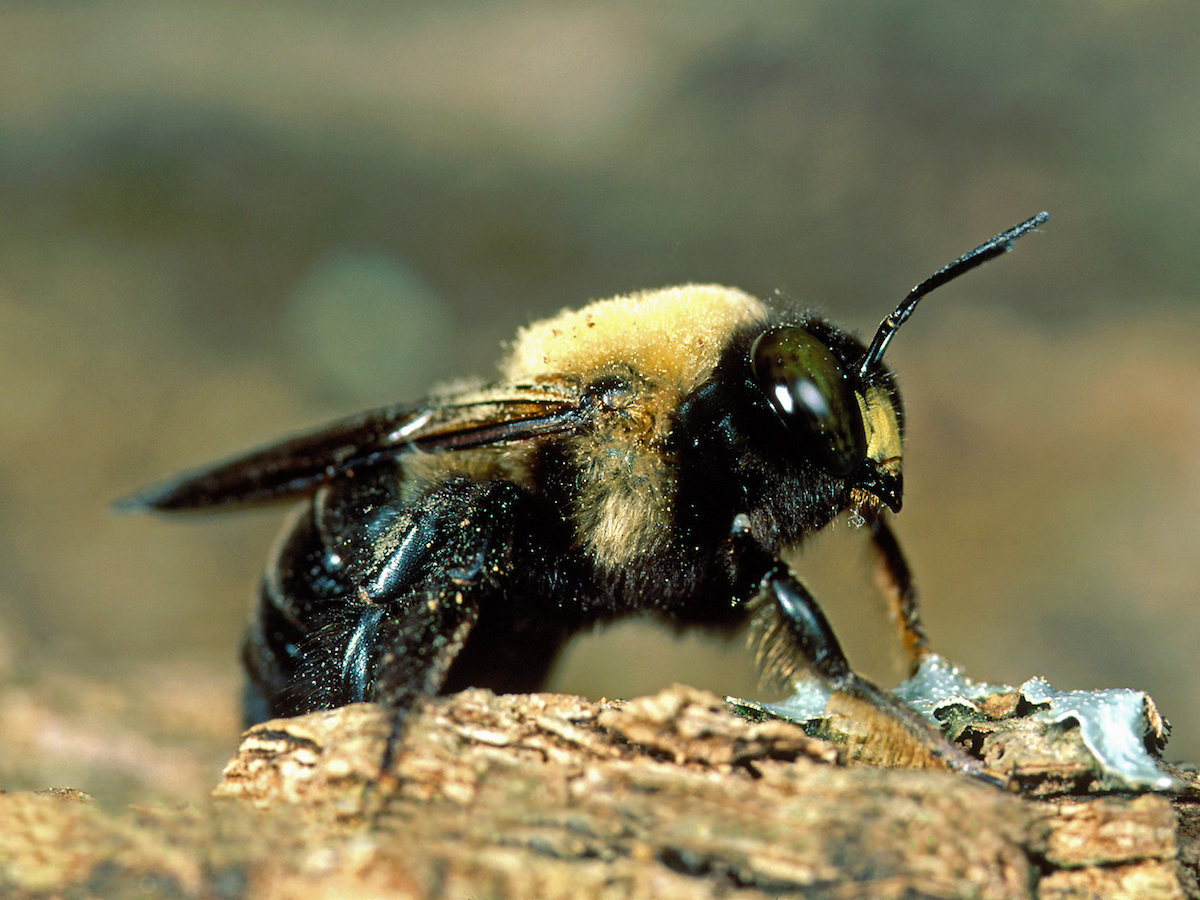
[750,326,867,475]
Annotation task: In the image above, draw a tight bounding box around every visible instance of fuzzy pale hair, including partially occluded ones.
[502,285,769,392]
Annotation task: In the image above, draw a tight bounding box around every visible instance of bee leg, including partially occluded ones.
[244,468,528,772]
[761,566,998,783]
[358,479,526,771]
[374,598,483,773]
[866,514,929,675]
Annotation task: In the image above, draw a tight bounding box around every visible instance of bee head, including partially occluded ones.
[749,212,1049,516]
[750,323,902,514]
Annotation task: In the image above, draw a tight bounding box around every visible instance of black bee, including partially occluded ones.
[123,213,1047,775]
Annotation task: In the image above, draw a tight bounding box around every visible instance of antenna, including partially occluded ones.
[857,211,1049,379]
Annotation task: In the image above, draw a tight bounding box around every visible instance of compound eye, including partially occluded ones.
[750,326,867,475]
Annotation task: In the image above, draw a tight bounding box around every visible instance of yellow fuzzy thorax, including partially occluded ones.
[498,286,770,571]
[502,285,770,391]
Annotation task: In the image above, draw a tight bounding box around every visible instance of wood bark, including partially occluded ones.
[2,685,1198,899]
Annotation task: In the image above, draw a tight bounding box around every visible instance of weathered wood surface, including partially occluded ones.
[2,685,1199,899]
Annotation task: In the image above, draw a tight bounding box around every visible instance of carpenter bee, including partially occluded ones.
[122,213,1047,776]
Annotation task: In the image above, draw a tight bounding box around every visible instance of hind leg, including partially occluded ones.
[242,467,532,730]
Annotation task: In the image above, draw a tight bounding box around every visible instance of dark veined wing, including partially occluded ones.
[117,381,588,512]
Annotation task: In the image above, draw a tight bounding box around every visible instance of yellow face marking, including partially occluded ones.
[848,386,903,521]
[856,386,902,471]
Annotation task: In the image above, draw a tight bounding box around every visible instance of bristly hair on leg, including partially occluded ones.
[747,589,810,690]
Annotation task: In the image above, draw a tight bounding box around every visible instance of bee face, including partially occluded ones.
[741,321,904,524]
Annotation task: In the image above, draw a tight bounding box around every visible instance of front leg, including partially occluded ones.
[753,565,997,783]
[866,514,929,675]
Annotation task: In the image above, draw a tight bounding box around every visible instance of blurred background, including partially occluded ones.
[3,2,1199,805]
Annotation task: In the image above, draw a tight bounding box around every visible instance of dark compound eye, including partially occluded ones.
[750,326,867,476]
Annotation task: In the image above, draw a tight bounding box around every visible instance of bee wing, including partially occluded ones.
[118,382,587,512]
